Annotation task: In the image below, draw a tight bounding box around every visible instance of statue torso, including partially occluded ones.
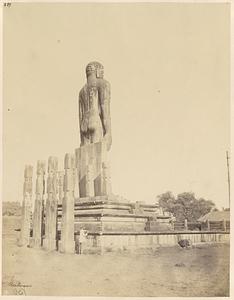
[79,77,111,147]
[80,84,101,133]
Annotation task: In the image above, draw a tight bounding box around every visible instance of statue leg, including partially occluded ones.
[90,122,103,144]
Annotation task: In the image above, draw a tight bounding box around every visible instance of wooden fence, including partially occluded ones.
[173,219,230,232]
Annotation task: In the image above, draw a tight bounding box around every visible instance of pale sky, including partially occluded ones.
[3,3,230,209]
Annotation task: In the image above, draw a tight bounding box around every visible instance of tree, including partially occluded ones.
[157,191,215,222]
[157,191,176,212]
[2,201,22,216]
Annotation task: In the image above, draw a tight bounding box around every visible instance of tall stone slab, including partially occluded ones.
[32,160,46,247]
[19,165,33,247]
[60,153,75,253]
[44,157,58,251]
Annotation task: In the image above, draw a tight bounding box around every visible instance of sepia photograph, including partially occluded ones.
[1,2,231,297]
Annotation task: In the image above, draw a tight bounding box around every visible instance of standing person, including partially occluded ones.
[79,228,88,254]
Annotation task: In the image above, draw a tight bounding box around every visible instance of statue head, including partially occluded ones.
[86,61,104,79]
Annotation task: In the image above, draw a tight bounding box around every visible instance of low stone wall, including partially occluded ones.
[78,231,230,254]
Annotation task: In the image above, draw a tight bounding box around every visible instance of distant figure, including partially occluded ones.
[78,228,88,254]
[178,239,192,249]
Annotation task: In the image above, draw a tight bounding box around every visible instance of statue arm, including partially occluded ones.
[99,81,112,150]
[79,91,84,145]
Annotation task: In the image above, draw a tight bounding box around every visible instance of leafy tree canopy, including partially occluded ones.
[157,191,215,222]
[2,201,21,216]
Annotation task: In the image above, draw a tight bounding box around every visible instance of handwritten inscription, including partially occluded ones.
[8,276,32,295]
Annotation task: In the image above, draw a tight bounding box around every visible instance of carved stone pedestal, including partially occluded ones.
[75,141,111,198]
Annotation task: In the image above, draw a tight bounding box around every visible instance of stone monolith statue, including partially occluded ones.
[79,61,112,151]
[76,62,112,198]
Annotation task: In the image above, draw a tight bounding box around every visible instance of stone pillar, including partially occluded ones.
[32,160,46,247]
[223,219,227,231]
[58,171,64,205]
[171,221,175,231]
[44,157,58,251]
[75,141,111,197]
[60,153,75,253]
[207,220,210,231]
[19,165,33,247]
[184,219,188,230]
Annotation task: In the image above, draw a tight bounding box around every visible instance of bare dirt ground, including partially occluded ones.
[2,216,230,297]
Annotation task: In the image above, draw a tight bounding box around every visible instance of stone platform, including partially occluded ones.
[57,195,173,234]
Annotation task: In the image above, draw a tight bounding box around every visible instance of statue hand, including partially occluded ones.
[104,133,112,151]
[81,117,88,132]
